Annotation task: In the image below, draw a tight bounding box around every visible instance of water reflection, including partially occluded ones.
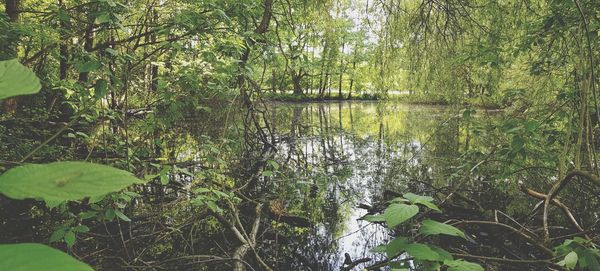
[261,101,458,270]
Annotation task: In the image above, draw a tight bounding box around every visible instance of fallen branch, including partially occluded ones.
[522,186,585,232]
[543,170,600,241]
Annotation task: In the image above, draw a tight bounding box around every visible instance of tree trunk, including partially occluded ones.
[1,0,20,114]
[348,57,357,99]
[338,43,345,98]
[291,71,302,94]
[78,22,94,83]
[237,0,272,105]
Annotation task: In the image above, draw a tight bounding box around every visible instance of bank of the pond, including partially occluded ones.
[260,92,383,102]
[261,92,504,109]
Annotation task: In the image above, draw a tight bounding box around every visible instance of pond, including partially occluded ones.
[168,101,471,270]
[263,102,458,269]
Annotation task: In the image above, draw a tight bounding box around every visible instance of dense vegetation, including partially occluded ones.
[1,0,600,270]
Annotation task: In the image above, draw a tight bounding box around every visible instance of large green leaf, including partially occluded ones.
[404,243,441,261]
[384,203,419,229]
[444,259,484,271]
[419,220,466,239]
[0,161,145,201]
[0,243,93,271]
[0,59,42,100]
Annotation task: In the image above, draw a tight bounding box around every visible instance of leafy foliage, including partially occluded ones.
[368,193,483,270]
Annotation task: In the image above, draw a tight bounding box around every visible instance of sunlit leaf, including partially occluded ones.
[0,162,145,202]
[564,251,578,269]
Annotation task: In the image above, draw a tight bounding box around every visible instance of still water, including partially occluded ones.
[187,101,463,270]
[264,102,459,270]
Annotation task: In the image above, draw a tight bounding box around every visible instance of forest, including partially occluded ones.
[0,0,600,270]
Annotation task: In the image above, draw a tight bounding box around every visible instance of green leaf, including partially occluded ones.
[94,79,108,99]
[57,8,70,21]
[564,251,578,269]
[105,208,116,220]
[0,243,93,271]
[79,211,97,220]
[0,161,145,202]
[206,200,221,213]
[113,209,131,222]
[74,60,101,72]
[579,250,600,270]
[94,12,111,24]
[0,59,42,100]
[105,48,119,56]
[403,193,440,211]
[158,166,171,185]
[64,231,76,248]
[404,243,441,261]
[386,237,409,258]
[429,245,454,261]
[384,203,419,229]
[49,229,66,243]
[389,197,409,203]
[46,199,65,209]
[73,225,90,233]
[88,194,106,204]
[419,220,466,239]
[403,193,433,203]
[444,259,484,271]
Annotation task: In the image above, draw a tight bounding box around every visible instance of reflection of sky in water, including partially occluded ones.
[269,102,450,270]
